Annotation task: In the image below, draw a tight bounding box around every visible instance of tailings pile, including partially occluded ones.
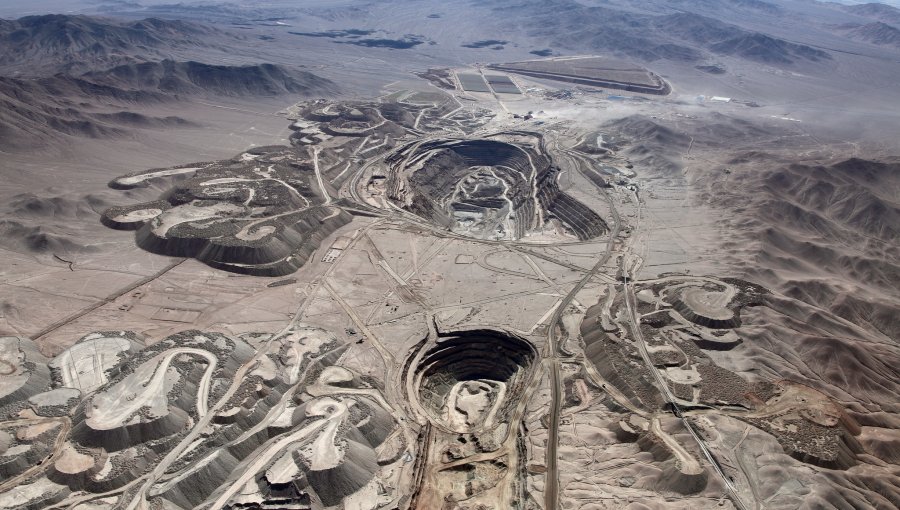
[102,146,351,276]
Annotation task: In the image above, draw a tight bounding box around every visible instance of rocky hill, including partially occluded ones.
[83,60,333,97]
[836,21,900,48]
[493,0,830,65]
[0,14,226,75]
[842,2,900,25]
[0,15,335,151]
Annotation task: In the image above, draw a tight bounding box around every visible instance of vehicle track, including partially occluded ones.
[31,259,186,341]
[122,222,382,510]
[622,183,751,510]
[543,130,622,510]
[0,417,71,494]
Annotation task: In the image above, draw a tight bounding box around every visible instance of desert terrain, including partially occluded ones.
[0,1,898,509]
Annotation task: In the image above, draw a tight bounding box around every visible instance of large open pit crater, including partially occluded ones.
[386,136,607,241]
[408,328,537,434]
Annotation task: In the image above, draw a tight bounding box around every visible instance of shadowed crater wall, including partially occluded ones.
[410,328,537,433]
[386,136,607,241]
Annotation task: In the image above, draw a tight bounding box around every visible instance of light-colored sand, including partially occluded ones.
[151,202,246,238]
[49,335,134,393]
[16,421,61,441]
[54,443,95,474]
[115,167,202,186]
[680,288,734,320]
[665,366,701,385]
[112,209,163,223]
[0,477,64,509]
[86,347,216,430]
[234,224,276,242]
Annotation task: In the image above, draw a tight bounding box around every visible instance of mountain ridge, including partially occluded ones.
[835,21,900,48]
[0,14,230,75]
[493,0,831,66]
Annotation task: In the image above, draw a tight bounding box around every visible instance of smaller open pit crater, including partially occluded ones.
[411,329,536,433]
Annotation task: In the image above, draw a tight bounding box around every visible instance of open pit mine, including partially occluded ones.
[2,67,897,510]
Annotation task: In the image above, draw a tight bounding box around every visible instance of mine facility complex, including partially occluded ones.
[0,47,888,510]
[488,56,671,95]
